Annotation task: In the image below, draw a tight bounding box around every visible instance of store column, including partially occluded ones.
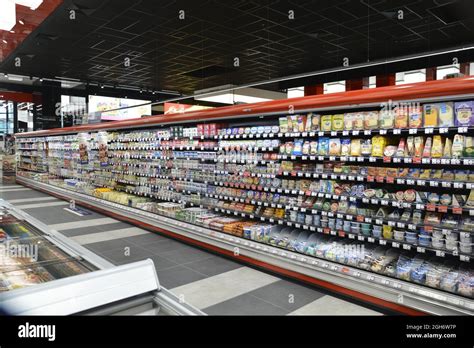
[304,84,324,96]
[346,77,369,91]
[376,73,395,87]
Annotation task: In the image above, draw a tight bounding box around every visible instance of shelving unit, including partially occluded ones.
[15,77,474,315]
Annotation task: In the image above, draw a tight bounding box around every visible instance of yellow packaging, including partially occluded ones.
[438,102,454,127]
[395,106,408,128]
[423,104,438,127]
[332,114,344,131]
[380,109,394,129]
[443,138,452,157]
[350,139,361,156]
[431,135,443,158]
[371,136,387,157]
[321,115,332,131]
[364,111,379,129]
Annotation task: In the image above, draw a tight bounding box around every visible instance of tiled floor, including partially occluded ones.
[1,183,385,315]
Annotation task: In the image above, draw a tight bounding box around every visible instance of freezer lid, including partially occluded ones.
[0,259,160,315]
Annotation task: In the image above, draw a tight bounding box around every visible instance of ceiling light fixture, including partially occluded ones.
[2,39,7,44]
[0,1,16,31]
[18,19,25,25]
[39,77,43,82]
[15,0,43,10]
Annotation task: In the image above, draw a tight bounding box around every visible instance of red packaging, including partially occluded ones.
[209,123,217,136]
[197,124,204,136]
[203,124,210,137]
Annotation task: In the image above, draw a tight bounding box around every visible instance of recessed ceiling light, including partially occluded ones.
[18,19,25,25]
[2,40,7,44]
[10,30,15,34]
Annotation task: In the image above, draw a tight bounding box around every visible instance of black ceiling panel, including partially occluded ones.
[1,0,473,95]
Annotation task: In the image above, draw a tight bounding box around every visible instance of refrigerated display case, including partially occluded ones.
[0,200,203,315]
[14,77,474,315]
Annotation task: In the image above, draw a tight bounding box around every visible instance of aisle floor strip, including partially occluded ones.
[71,227,149,245]
[0,187,32,192]
[8,197,59,204]
[14,201,69,210]
[49,217,118,231]
[171,267,280,309]
[288,295,382,316]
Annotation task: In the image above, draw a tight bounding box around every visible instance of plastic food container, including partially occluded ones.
[351,227,360,234]
[383,225,393,239]
[405,231,418,244]
[394,230,405,241]
[445,232,458,241]
[432,237,444,249]
[432,229,443,239]
[372,228,382,238]
[459,242,473,254]
[460,232,472,243]
[418,234,431,247]
[445,239,458,251]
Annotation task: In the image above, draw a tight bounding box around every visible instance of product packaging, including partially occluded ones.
[455,101,474,126]
[423,104,438,127]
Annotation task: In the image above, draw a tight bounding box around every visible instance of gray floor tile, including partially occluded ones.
[184,255,241,277]
[85,238,139,253]
[155,265,208,289]
[204,293,288,315]
[247,279,326,311]
[142,239,188,254]
[120,231,170,246]
[146,255,179,271]
[99,244,154,265]
[96,221,134,232]
[59,225,104,237]
[159,245,214,265]
[0,190,49,200]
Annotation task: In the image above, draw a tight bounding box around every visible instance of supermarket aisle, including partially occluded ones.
[1,183,384,316]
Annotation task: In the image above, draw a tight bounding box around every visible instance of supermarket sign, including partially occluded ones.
[164,103,213,115]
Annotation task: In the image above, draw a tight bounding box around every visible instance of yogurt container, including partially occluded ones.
[460,241,472,254]
[394,230,405,241]
[432,237,444,249]
[405,232,418,244]
[418,234,431,247]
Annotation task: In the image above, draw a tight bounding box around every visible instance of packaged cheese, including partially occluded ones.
[422,137,432,157]
[329,138,341,155]
[396,138,407,157]
[364,111,379,129]
[371,135,387,157]
[380,109,395,129]
[407,136,415,156]
[361,139,372,156]
[290,115,299,132]
[414,136,424,157]
[332,114,345,131]
[321,115,332,131]
[343,113,353,130]
[443,138,452,157]
[455,101,474,126]
[437,102,454,127]
[297,115,307,132]
[423,104,438,127]
[464,136,474,158]
[431,135,443,158]
[395,105,408,128]
[318,137,329,155]
[305,113,319,132]
[279,117,289,133]
[341,138,351,156]
[350,139,361,156]
[352,113,364,130]
[452,134,465,158]
[408,105,423,128]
